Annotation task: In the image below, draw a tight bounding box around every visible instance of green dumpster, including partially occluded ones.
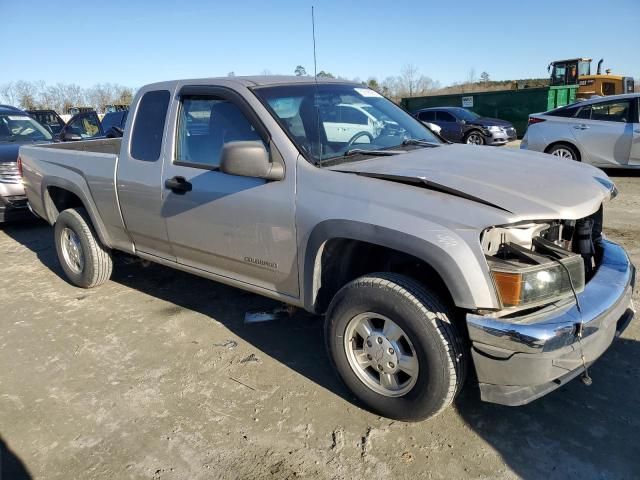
[401,85,578,138]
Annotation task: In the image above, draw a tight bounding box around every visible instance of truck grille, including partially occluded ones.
[0,162,21,184]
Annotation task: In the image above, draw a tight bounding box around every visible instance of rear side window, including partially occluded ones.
[130,90,170,161]
[418,111,435,121]
[547,105,580,118]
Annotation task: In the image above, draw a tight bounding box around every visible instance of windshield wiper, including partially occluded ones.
[400,138,441,148]
[316,148,403,167]
[343,148,403,157]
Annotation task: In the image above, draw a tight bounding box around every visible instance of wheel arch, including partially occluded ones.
[41,177,113,248]
[302,220,485,314]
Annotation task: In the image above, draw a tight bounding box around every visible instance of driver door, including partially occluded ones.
[161,87,299,297]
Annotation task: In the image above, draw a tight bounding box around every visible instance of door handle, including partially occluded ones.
[573,124,590,130]
[164,176,192,194]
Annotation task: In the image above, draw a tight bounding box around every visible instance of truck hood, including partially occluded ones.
[329,144,614,220]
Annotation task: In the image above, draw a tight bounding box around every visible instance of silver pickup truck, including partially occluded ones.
[20,76,635,421]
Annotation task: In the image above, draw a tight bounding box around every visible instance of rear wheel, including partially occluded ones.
[464,131,485,145]
[548,143,579,161]
[325,273,467,421]
[54,208,113,288]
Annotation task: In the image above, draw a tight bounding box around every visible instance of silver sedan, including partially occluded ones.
[521,93,640,167]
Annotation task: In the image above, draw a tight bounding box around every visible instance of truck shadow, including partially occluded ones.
[2,222,639,478]
[454,335,640,479]
[1,435,32,480]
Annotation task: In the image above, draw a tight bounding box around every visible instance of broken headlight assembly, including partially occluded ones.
[488,238,585,309]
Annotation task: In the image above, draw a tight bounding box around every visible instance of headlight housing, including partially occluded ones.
[485,125,503,133]
[488,240,585,309]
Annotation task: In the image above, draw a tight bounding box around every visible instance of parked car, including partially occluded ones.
[521,93,640,166]
[100,109,128,138]
[414,107,517,145]
[26,109,67,136]
[58,110,104,141]
[27,109,105,142]
[20,77,634,421]
[0,105,55,221]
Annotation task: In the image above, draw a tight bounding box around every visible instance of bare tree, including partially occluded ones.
[0,82,18,106]
[400,64,420,97]
[14,81,40,110]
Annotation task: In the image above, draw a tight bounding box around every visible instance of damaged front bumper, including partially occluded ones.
[467,239,635,406]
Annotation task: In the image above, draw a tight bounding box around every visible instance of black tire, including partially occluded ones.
[54,208,113,288]
[464,130,485,145]
[325,273,467,421]
[547,143,579,161]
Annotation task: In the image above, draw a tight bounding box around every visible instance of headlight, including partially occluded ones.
[485,126,503,133]
[490,251,585,308]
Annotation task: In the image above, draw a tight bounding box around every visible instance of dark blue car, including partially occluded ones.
[0,105,56,221]
[414,106,516,146]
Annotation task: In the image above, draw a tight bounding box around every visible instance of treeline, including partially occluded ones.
[0,81,135,113]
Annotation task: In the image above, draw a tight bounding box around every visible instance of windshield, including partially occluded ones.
[452,108,480,122]
[253,83,441,163]
[0,114,53,143]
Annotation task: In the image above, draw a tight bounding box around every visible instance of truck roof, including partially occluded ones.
[143,75,359,90]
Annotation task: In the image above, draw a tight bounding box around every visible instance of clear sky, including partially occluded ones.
[1,0,638,88]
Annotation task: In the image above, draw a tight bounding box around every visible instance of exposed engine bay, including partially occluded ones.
[482,207,603,312]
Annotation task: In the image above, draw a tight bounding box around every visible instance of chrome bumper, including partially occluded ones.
[467,239,635,406]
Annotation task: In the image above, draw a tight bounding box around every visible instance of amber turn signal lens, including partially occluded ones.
[492,271,522,307]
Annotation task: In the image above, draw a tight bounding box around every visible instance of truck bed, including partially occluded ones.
[20,138,130,251]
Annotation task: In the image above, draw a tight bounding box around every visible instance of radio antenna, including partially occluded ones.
[311,5,322,162]
[312,6,318,78]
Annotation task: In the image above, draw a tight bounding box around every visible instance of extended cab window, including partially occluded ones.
[175,96,262,168]
[130,90,170,161]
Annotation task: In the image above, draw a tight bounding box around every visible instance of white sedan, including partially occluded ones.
[521,93,640,167]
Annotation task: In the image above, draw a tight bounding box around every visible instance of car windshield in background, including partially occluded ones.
[253,83,441,164]
[0,114,53,143]
[452,108,480,122]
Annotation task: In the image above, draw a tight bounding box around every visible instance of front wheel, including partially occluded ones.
[325,273,467,421]
[464,131,485,145]
[54,207,113,288]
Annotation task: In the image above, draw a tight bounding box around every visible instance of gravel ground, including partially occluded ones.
[1,171,639,480]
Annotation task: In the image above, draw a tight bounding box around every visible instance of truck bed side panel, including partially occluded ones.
[20,140,133,252]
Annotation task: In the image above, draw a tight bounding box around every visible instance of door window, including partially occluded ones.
[576,106,592,119]
[67,114,101,139]
[176,96,263,168]
[590,100,630,123]
[436,111,456,122]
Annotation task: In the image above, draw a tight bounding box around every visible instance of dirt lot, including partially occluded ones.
[1,172,639,480]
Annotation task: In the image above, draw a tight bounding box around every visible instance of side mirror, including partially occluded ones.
[219,141,284,181]
[459,119,466,125]
[61,130,82,142]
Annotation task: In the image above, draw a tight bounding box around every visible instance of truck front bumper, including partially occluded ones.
[466,239,635,406]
